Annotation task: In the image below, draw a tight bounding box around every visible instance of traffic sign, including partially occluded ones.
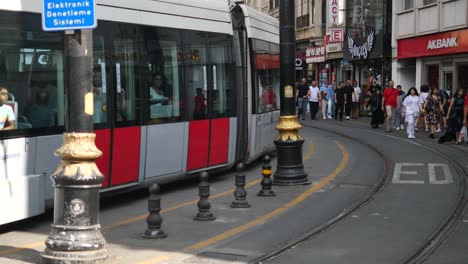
[42,0,97,31]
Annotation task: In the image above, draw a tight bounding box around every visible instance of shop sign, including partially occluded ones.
[306,46,326,63]
[353,0,364,25]
[326,43,342,53]
[398,28,468,59]
[329,0,345,25]
[330,29,344,42]
[295,58,303,70]
[347,30,375,59]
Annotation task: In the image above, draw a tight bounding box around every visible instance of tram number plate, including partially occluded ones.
[392,163,454,184]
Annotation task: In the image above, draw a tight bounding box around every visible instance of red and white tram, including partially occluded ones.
[0,0,280,225]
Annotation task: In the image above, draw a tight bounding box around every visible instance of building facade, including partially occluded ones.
[393,0,468,93]
[343,0,392,91]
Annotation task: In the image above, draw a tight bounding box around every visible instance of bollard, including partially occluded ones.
[194,171,216,221]
[142,184,167,239]
[258,155,276,197]
[231,163,251,208]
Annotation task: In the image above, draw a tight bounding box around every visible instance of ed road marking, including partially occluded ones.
[392,163,453,184]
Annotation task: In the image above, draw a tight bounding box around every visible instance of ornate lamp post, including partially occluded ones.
[273,0,310,186]
[42,29,108,263]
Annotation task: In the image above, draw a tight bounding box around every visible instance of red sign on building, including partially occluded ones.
[306,46,326,63]
[398,28,468,59]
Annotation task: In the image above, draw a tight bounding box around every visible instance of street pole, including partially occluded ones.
[273,0,310,186]
[42,29,108,263]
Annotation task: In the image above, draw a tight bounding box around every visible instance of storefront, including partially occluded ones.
[397,28,468,95]
[305,45,326,83]
[343,0,392,92]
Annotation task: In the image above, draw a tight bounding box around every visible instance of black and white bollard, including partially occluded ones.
[231,163,250,208]
[142,184,167,239]
[258,155,276,197]
[194,171,216,221]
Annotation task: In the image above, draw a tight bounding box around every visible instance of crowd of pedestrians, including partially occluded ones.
[296,77,468,144]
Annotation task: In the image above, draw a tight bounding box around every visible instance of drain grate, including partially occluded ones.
[337,183,369,190]
[183,251,248,264]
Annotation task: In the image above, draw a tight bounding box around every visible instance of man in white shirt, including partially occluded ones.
[352,80,361,119]
[0,86,16,130]
[308,81,321,120]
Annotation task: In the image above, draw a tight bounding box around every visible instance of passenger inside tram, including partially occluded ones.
[193,87,206,120]
[93,68,107,124]
[26,86,55,128]
[261,84,277,112]
[0,86,16,130]
[149,74,171,120]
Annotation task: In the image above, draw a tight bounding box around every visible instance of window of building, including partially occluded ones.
[402,0,414,10]
[422,0,437,6]
[269,0,279,10]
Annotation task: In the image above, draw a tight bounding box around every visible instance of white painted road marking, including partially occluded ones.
[392,163,425,184]
[428,163,453,184]
[392,163,454,184]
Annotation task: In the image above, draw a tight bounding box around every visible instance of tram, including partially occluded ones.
[0,0,280,225]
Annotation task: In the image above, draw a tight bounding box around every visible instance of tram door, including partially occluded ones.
[186,33,231,171]
[108,38,140,186]
[93,28,140,188]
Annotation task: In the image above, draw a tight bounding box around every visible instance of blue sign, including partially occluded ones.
[42,0,96,31]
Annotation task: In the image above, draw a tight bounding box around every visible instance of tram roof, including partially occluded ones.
[1,0,233,35]
[237,4,279,44]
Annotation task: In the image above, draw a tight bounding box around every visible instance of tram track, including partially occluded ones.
[252,123,468,264]
[250,124,393,264]
[339,123,468,264]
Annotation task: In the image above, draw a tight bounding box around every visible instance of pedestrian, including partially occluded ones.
[382,80,399,132]
[441,89,465,144]
[423,87,445,139]
[438,89,449,132]
[326,82,335,119]
[344,80,354,120]
[352,80,361,119]
[370,88,384,128]
[393,85,405,131]
[308,81,321,120]
[334,81,346,121]
[320,80,329,119]
[369,78,382,94]
[402,87,422,139]
[296,78,310,120]
[416,84,430,132]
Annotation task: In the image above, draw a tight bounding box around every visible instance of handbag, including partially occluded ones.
[460,126,467,142]
[424,102,432,112]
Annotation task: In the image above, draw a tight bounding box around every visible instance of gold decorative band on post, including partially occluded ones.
[275,115,304,142]
[52,161,103,179]
[55,133,102,161]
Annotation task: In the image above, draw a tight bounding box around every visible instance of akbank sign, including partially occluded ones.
[427,37,458,50]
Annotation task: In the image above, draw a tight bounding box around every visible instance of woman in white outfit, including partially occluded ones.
[403,87,423,139]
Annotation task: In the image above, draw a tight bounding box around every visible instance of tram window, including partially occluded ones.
[144,28,184,124]
[185,32,235,120]
[253,39,280,114]
[208,35,235,118]
[183,31,209,121]
[0,11,65,135]
[92,35,107,125]
[113,39,136,122]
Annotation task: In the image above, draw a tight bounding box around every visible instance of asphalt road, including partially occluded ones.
[264,118,467,264]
